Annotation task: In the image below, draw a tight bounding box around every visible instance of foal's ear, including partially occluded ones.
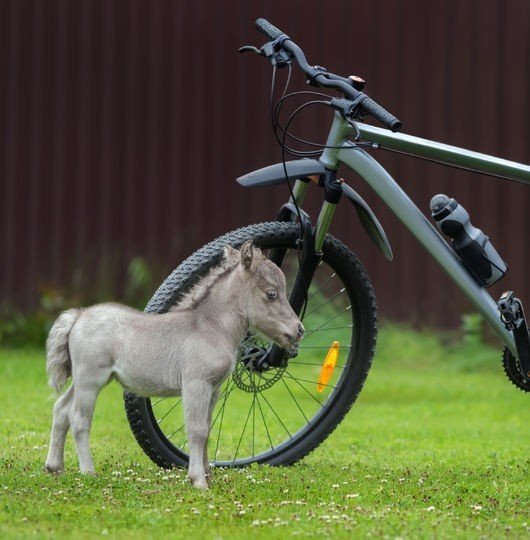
[240,241,254,269]
[224,244,239,264]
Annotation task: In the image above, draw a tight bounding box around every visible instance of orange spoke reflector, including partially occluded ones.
[317,341,339,393]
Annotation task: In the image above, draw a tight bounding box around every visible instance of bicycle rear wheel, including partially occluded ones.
[124,221,377,467]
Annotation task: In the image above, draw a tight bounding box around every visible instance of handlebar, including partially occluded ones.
[254,18,402,132]
[255,18,285,41]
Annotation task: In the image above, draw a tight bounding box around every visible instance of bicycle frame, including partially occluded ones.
[291,112,530,356]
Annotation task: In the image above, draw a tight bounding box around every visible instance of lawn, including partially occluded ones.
[1,324,529,539]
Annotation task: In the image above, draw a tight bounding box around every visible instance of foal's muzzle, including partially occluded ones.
[284,322,304,356]
[296,323,305,340]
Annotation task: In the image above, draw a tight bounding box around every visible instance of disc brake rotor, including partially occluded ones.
[234,335,286,392]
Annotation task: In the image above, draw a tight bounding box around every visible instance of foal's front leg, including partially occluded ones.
[203,387,220,481]
[182,379,214,489]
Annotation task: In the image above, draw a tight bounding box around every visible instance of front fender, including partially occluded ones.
[236,159,393,260]
[237,159,325,187]
[341,183,393,261]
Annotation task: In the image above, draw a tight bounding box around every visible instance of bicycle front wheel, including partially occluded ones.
[124,221,377,467]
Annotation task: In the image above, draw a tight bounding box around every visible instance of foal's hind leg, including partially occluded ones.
[69,366,111,474]
[45,385,74,473]
[182,379,214,489]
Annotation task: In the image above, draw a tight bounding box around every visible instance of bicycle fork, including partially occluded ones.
[263,173,341,368]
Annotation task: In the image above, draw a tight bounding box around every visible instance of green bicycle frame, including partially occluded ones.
[292,112,530,356]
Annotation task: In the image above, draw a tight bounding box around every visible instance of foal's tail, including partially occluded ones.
[46,308,81,392]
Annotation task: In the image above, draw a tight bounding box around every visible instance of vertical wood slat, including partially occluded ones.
[0,0,529,328]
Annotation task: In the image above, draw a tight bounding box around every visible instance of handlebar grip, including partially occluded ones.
[360,96,402,132]
[255,18,286,41]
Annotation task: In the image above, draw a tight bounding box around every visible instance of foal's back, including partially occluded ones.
[68,303,200,396]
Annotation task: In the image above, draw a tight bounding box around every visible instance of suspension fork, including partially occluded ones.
[267,178,310,269]
[270,171,340,302]
[264,172,341,368]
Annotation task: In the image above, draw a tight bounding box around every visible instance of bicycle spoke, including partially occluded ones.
[304,287,346,317]
[307,272,336,301]
[232,392,256,463]
[288,360,346,369]
[156,398,182,424]
[286,371,338,390]
[151,398,166,407]
[167,423,186,440]
[255,393,274,451]
[298,345,351,349]
[211,379,237,429]
[304,324,353,337]
[252,375,256,457]
[281,377,310,423]
[213,379,237,460]
[259,390,293,439]
[178,439,189,450]
[283,370,324,407]
[302,305,352,332]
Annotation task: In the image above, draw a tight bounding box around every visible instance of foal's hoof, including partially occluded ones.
[44,463,63,474]
[189,476,209,490]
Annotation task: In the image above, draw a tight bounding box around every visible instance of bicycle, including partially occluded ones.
[124,18,530,470]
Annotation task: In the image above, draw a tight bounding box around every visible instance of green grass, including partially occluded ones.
[1,325,529,539]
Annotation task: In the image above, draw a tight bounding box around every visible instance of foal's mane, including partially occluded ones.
[170,252,239,311]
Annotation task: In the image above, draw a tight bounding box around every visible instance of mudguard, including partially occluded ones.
[341,183,393,261]
[237,159,393,260]
[237,159,326,187]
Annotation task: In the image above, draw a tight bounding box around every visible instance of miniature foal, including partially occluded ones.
[45,242,303,488]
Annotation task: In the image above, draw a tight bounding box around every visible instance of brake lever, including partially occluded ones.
[329,96,366,120]
[239,41,292,68]
[238,45,263,55]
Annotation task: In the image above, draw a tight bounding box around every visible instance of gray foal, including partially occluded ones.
[44,242,303,488]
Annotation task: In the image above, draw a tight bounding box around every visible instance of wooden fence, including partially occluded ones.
[1,0,529,327]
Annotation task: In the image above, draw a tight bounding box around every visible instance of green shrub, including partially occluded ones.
[0,257,162,348]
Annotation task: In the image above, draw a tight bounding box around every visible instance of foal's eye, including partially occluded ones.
[266,290,278,300]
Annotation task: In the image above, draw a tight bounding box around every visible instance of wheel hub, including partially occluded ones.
[234,335,286,392]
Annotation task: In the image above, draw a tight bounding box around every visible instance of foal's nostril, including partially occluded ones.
[297,323,305,338]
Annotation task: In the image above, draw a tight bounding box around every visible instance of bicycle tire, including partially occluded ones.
[124,221,377,468]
